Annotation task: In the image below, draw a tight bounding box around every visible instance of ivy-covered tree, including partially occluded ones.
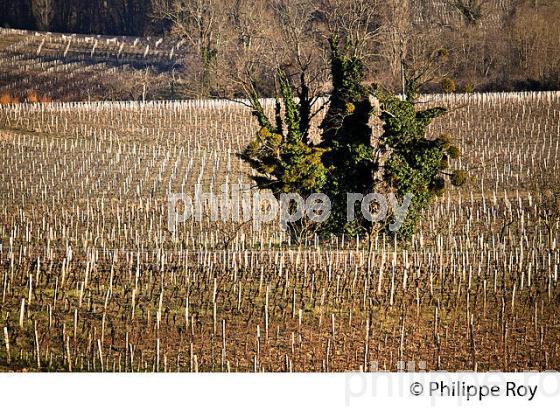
[239,70,328,240]
[319,37,378,235]
[241,36,466,241]
[374,86,466,238]
[240,71,328,197]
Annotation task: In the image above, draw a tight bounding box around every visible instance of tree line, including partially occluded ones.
[1,0,559,95]
[0,0,153,36]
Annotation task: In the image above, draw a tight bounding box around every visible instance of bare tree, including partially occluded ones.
[218,0,277,97]
[380,0,413,93]
[152,0,227,96]
[447,0,487,26]
[380,1,450,95]
[322,0,383,60]
[32,0,54,31]
[269,0,329,98]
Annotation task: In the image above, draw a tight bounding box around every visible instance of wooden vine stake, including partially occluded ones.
[3,327,10,365]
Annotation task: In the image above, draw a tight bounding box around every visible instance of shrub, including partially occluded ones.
[447,145,461,159]
[0,93,14,105]
[27,90,39,103]
[240,72,328,197]
[319,37,377,235]
[374,87,453,237]
[463,83,475,93]
[442,77,456,93]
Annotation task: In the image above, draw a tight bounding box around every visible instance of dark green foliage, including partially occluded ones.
[321,38,371,147]
[241,36,466,241]
[375,89,465,237]
[319,38,377,235]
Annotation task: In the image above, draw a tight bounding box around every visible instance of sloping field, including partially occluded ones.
[0,28,185,102]
[0,92,559,372]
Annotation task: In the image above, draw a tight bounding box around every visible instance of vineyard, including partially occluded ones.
[0,91,559,372]
[0,28,185,102]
